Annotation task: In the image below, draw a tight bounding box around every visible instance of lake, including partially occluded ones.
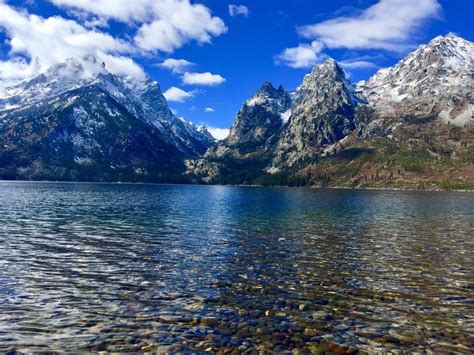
[0,182,473,352]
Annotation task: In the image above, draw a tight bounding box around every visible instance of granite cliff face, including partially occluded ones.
[227,81,291,149]
[187,34,474,189]
[0,58,213,181]
[270,59,359,171]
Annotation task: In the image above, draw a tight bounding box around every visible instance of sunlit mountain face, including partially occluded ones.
[187,34,474,190]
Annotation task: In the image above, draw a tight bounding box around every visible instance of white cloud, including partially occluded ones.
[298,0,441,51]
[135,12,226,52]
[51,0,150,23]
[182,72,226,86]
[0,57,39,88]
[0,0,227,87]
[0,2,144,86]
[204,107,214,112]
[83,16,109,29]
[276,0,441,69]
[275,41,325,68]
[53,0,227,52]
[339,60,378,69]
[98,54,145,79]
[228,4,249,17]
[163,86,195,103]
[158,58,195,73]
[207,127,229,140]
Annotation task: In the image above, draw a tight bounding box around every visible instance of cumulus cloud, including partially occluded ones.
[277,0,441,68]
[158,58,195,73]
[228,4,249,17]
[53,0,227,52]
[275,41,325,68]
[0,0,227,86]
[0,2,144,86]
[207,127,229,140]
[163,86,195,103]
[298,0,441,51]
[182,72,226,86]
[204,107,214,112]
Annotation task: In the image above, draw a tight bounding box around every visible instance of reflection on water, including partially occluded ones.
[0,182,473,352]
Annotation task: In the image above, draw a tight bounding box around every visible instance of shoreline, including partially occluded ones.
[0,179,472,193]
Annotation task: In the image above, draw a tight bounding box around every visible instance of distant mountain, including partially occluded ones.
[271,58,359,170]
[0,58,213,181]
[357,33,473,131]
[227,81,291,148]
[185,81,291,182]
[187,33,474,189]
[1,34,472,188]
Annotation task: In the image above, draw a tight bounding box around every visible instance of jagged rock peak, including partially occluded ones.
[246,81,290,108]
[296,58,358,106]
[226,81,291,146]
[197,125,216,142]
[270,57,359,170]
[319,57,339,68]
[302,58,347,84]
[428,32,472,53]
[257,80,274,92]
[255,81,286,94]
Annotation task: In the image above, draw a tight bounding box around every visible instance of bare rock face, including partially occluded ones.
[226,81,291,151]
[184,158,222,183]
[271,59,359,170]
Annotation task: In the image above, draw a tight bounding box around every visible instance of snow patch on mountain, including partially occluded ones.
[280,109,291,123]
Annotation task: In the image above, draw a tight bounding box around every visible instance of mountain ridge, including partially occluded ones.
[0,33,473,189]
[0,57,214,182]
[186,33,474,189]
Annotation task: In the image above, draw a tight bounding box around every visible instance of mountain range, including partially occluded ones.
[187,33,474,189]
[0,57,213,182]
[1,33,473,189]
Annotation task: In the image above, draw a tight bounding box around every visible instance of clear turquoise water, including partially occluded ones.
[0,181,473,352]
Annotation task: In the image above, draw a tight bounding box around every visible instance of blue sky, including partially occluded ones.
[0,0,473,138]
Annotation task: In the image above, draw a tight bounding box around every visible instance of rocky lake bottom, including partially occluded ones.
[0,182,473,353]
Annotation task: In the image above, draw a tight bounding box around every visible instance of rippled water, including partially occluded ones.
[0,182,473,353]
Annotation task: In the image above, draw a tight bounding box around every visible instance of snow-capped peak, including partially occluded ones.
[0,57,111,109]
[360,33,473,94]
[357,33,474,127]
[245,81,291,114]
[44,57,106,80]
[0,57,214,155]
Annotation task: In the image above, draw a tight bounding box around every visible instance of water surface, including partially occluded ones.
[0,182,473,352]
